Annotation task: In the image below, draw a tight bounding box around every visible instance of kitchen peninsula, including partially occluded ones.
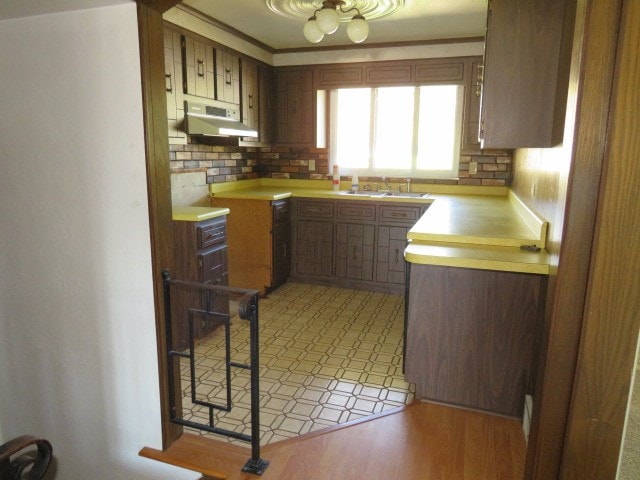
[208,178,550,419]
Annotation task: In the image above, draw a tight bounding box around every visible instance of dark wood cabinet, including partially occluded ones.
[405,263,546,417]
[461,58,483,152]
[215,49,240,104]
[172,215,229,349]
[276,67,315,145]
[479,0,575,148]
[182,35,215,100]
[258,65,275,143]
[291,199,429,293]
[271,200,291,290]
[241,58,259,143]
[164,29,186,141]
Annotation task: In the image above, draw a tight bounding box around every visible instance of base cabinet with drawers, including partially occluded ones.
[172,215,229,350]
[291,198,428,293]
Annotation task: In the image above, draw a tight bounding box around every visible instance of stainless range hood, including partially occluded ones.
[184,100,257,138]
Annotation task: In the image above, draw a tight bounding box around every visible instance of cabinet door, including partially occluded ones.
[258,65,275,143]
[376,225,408,284]
[241,59,259,142]
[276,68,314,144]
[164,30,186,141]
[272,220,291,289]
[294,220,333,276]
[335,223,375,281]
[182,35,215,99]
[216,50,240,104]
[479,0,572,148]
[197,244,229,337]
[461,59,482,152]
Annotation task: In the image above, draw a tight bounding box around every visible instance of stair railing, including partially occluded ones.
[162,270,269,475]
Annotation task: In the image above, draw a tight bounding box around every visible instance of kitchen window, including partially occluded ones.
[329,85,463,178]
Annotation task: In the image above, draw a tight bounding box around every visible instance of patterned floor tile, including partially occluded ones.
[179,282,414,445]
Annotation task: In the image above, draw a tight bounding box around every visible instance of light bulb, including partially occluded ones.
[347,15,369,43]
[303,17,325,43]
[316,5,340,34]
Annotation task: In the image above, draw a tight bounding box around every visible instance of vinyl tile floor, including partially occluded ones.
[180,282,415,445]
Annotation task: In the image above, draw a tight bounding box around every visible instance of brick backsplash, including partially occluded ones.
[170,140,511,186]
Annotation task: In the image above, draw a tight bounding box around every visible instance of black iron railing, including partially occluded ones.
[162,270,269,475]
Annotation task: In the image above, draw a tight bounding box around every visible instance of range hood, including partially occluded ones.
[184,100,257,138]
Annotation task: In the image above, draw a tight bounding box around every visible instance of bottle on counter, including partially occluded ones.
[351,173,359,192]
[332,164,340,190]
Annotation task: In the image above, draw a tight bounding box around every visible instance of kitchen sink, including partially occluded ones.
[335,190,428,199]
[383,192,429,198]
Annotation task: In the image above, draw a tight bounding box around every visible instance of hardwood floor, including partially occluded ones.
[141,401,526,479]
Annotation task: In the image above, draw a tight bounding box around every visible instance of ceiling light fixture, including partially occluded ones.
[303,0,369,44]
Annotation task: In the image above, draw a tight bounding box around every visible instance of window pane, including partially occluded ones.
[335,89,371,169]
[374,87,414,170]
[417,85,462,171]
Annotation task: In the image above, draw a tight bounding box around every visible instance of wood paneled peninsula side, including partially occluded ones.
[404,192,550,419]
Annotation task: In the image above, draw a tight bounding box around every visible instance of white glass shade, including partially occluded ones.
[303,18,325,43]
[347,16,369,43]
[316,6,340,34]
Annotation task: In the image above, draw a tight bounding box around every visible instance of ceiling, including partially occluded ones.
[182,0,488,50]
[0,1,487,50]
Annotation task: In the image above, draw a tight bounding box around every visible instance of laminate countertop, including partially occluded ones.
[172,206,229,222]
[207,179,550,275]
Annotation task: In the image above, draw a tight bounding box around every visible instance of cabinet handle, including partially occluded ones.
[306,207,321,214]
[282,244,287,258]
[197,59,205,77]
[352,245,357,261]
[291,100,297,114]
[165,73,173,93]
[394,248,400,264]
[391,212,408,218]
[347,209,363,216]
[479,121,485,141]
[310,242,316,256]
[198,257,203,268]
[248,94,254,109]
[475,64,484,97]
[225,68,232,85]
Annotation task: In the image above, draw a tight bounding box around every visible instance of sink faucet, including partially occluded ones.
[381,176,391,191]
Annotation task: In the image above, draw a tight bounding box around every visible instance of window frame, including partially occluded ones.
[329,84,464,179]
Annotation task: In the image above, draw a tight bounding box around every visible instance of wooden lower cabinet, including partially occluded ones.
[404,263,546,417]
[211,197,291,295]
[291,198,427,293]
[172,215,229,350]
[295,219,334,277]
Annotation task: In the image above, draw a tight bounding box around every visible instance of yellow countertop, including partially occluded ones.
[407,193,546,247]
[405,242,550,275]
[172,206,230,222]
[207,179,550,275]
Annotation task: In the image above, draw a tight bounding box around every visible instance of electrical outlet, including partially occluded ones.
[469,161,478,175]
[308,159,316,171]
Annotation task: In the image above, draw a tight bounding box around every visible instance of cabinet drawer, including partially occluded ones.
[336,202,376,221]
[197,217,226,249]
[273,199,290,224]
[378,205,421,224]
[296,200,334,219]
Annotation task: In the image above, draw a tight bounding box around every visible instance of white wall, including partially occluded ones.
[0,5,196,479]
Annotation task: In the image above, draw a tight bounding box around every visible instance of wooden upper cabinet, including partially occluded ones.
[461,57,483,152]
[258,65,275,143]
[164,28,185,141]
[414,59,465,84]
[365,62,413,85]
[316,65,364,88]
[182,35,215,99]
[479,0,575,148]
[241,58,259,142]
[276,68,315,145]
[215,50,240,104]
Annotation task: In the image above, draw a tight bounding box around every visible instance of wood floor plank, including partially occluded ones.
[142,402,526,479]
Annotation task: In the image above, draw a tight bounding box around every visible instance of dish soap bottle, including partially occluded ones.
[351,173,359,192]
